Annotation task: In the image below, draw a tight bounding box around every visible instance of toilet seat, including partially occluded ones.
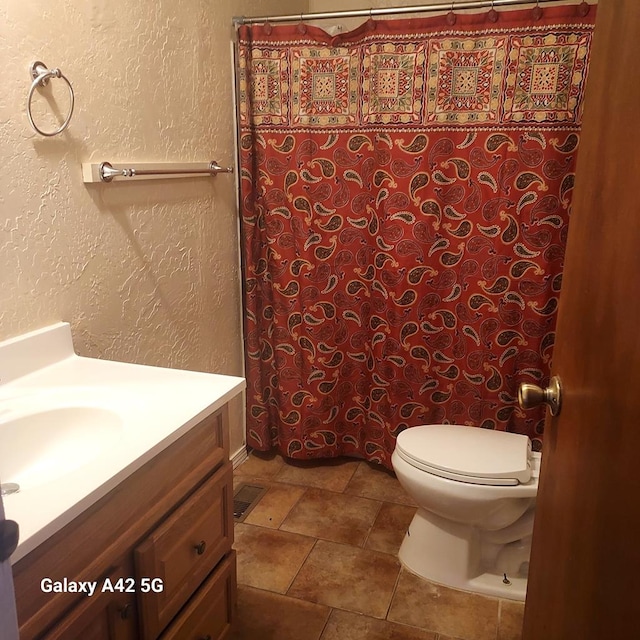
[395,425,533,486]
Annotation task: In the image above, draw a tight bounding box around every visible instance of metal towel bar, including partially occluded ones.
[81,161,234,183]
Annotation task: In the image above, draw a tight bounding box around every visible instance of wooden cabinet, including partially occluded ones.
[42,558,138,640]
[12,406,236,640]
[136,463,233,640]
[160,552,236,640]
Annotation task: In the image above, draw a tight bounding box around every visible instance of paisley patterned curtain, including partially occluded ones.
[237,5,596,468]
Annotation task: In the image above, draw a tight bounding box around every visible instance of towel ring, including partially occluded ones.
[27,61,75,137]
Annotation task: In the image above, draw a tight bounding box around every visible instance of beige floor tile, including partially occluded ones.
[388,571,499,640]
[234,523,316,594]
[234,450,286,480]
[497,600,525,640]
[365,502,417,556]
[288,539,401,619]
[244,482,306,529]
[320,609,437,640]
[229,585,330,640]
[276,457,360,492]
[281,487,381,546]
[345,461,416,506]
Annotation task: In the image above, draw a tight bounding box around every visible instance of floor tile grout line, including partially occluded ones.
[278,535,404,622]
[342,459,361,493]
[270,480,384,501]
[317,606,334,640]
[244,581,429,635]
[239,453,416,506]
[360,498,384,549]
[284,536,320,596]
[280,502,385,549]
[279,527,404,561]
[274,485,308,530]
[234,581,332,636]
[238,579,331,612]
[384,562,405,623]
[341,459,365,494]
[238,502,403,561]
[236,585,488,640]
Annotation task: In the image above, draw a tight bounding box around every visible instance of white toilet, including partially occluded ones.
[391,424,540,601]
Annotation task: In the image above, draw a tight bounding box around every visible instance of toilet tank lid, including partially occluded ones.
[395,425,533,484]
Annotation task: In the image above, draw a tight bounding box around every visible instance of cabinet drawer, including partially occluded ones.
[42,557,138,640]
[160,551,236,640]
[136,461,233,640]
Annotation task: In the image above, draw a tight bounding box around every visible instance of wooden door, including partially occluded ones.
[522,1,640,637]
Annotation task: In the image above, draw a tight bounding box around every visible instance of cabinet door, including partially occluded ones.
[43,597,137,640]
[160,551,236,640]
[136,462,233,639]
[43,564,137,640]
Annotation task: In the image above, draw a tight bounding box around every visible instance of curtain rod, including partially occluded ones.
[233,0,572,26]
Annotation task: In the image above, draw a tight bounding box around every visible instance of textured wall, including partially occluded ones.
[0,0,305,456]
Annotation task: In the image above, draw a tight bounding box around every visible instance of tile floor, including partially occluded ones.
[230,451,525,640]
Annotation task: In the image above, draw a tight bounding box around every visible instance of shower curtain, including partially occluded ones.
[237,4,596,468]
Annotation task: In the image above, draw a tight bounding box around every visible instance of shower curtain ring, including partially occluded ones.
[367,7,377,30]
[297,12,307,34]
[368,7,373,23]
[447,1,457,25]
[532,0,543,20]
[488,0,499,22]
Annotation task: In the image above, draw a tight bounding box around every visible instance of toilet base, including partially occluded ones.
[398,508,529,601]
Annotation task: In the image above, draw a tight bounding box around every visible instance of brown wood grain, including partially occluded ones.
[523,1,640,637]
[41,556,138,640]
[159,551,236,640]
[135,462,233,640]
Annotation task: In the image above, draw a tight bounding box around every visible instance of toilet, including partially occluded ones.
[391,424,540,601]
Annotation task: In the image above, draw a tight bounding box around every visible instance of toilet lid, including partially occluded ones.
[395,425,532,486]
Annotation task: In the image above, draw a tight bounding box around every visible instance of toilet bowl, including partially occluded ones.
[391,424,540,601]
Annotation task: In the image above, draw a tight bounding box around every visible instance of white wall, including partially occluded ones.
[0,0,306,457]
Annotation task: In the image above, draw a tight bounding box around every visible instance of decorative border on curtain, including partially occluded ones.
[238,6,594,132]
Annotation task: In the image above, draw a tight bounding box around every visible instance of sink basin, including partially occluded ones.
[0,407,123,491]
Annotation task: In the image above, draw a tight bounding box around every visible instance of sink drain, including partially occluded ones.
[0,483,20,496]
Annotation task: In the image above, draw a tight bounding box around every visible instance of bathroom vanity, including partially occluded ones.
[13,407,235,639]
[0,324,245,639]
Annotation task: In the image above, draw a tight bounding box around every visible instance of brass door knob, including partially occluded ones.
[518,376,562,416]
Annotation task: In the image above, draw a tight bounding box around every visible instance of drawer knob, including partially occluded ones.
[119,603,132,620]
[194,540,207,555]
[200,636,212,640]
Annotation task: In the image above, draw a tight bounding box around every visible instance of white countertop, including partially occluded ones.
[0,323,245,563]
